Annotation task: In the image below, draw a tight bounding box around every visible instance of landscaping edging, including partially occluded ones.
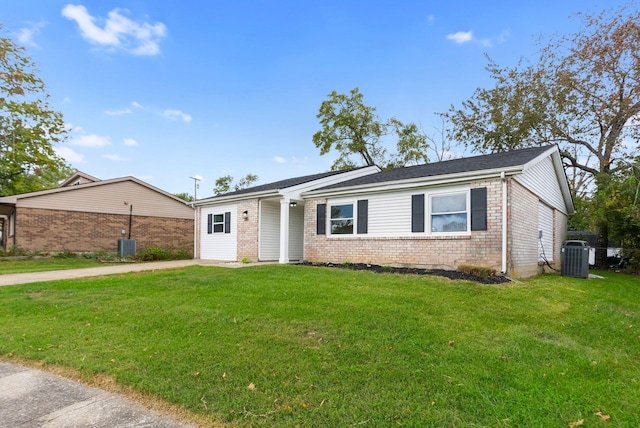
[300,261,512,284]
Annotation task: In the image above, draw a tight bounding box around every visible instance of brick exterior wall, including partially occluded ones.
[507,180,540,277]
[303,180,506,272]
[15,207,193,255]
[237,200,259,262]
[303,178,567,279]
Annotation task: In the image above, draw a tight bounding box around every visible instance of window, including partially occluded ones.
[430,192,468,233]
[330,204,353,234]
[207,212,231,234]
[213,214,224,232]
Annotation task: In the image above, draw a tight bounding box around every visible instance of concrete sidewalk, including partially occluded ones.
[0,362,196,427]
[0,259,274,427]
[0,259,232,287]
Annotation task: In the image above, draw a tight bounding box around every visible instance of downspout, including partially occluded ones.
[193,206,197,259]
[501,171,507,274]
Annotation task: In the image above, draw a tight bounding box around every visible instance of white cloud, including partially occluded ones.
[16,21,47,47]
[131,101,145,109]
[55,146,85,163]
[123,138,139,146]
[427,14,435,25]
[102,154,129,161]
[446,31,473,44]
[105,108,132,116]
[446,29,509,47]
[69,133,112,147]
[163,109,192,122]
[273,155,308,164]
[62,97,72,104]
[61,4,167,56]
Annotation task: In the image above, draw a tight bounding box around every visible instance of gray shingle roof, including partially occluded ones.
[312,145,556,192]
[199,169,364,201]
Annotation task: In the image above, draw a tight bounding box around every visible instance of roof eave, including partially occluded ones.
[191,189,280,206]
[303,165,524,198]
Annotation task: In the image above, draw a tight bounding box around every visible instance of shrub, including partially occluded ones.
[137,247,171,261]
[53,251,78,259]
[457,264,497,278]
[0,245,28,257]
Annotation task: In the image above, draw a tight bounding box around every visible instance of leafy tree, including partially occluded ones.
[213,173,258,195]
[595,158,640,271]
[0,26,70,196]
[313,88,429,170]
[173,192,194,202]
[444,4,640,267]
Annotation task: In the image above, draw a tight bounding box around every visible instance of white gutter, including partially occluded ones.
[501,171,508,274]
[192,189,280,206]
[303,166,525,199]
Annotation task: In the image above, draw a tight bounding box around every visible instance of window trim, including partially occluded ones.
[207,212,230,234]
[329,202,355,235]
[427,189,471,235]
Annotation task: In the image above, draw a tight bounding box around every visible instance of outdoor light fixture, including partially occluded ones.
[243,210,248,219]
[289,202,297,207]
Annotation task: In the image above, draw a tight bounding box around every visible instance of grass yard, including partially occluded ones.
[0,257,116,274]
[0,264,638,427]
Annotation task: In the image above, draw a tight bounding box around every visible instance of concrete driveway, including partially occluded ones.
[0,259,238,287]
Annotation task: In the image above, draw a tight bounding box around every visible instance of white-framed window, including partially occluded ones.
[207,212,231,234]
[330,203,354,234]
[212,214,224,233]
[427,190,471,235]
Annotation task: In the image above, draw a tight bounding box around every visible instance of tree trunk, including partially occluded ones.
[595,220,609,269]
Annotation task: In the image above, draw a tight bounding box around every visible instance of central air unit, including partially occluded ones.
[561,240,589,278]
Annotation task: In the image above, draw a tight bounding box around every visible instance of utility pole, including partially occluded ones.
[190,176,201,200]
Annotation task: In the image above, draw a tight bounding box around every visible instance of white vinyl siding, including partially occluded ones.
[327,186,470,237]
[538,202,554,262]
[259,200,280,261]
[289,205,304,260]
[517,156,566,213]
[200,204,237,261]
[368,193,412,235]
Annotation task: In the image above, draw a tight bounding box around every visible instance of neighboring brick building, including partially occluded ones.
[194,145,574,279]
[0,172,194,255]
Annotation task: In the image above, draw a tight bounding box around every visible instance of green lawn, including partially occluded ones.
[0,265,638,427]
[0,257,117,274]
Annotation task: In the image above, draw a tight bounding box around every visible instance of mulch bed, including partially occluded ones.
[300,261,512,284]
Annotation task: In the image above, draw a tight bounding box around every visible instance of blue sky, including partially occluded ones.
[2,0,608,197]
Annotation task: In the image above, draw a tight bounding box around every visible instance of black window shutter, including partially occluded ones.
[471,187,487,231]
[207,213,213,234]
[357,200,368,234]
[411,194,425,232]
[316,203,326,235]
[224,212,231,233]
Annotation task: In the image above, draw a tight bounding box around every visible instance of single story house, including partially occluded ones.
[0,171,194,254]
[193,145,574,278]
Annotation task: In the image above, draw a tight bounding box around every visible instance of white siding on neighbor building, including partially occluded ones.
[259,200,280,261]
[517,156,566,213]
[538,202,554,262]
[289,204,304,260]
[200,204,237,261]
